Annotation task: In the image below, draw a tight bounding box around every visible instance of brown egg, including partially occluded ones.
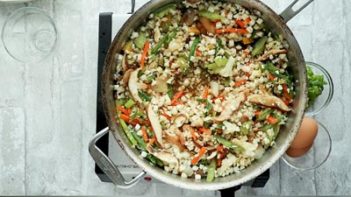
[289,117,318,149]
[286,143,313,157]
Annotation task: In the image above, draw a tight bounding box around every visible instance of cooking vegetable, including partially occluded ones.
[307,66,326,107]
[124,99,135,109]
[214,136,236,149]
[240,121,253,135]
[191,147,207,165]
[119,119,137,147]
[134,33,147,49]
[151,30,177,55]
[138,90,151,102]
[215,28,248,35]
[171,91,184,106]
[154,3,176,18]
[199,10,224,21]
[206,160,216,182]
[140,41,150,69]
[252,36,268,56]
[131,131,147,150]
[199,17,216,34]
[189,37,201,61]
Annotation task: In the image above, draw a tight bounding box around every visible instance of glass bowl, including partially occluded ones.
[281,120,332,171]
[304,62,334,116]
[1,7,57,63]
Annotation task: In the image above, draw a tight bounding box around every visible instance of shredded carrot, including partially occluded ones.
[191,127,198,141]
[202,86,209,99]
[141,127,149,142]
[195,48,202,57]
[171,91,184,106]
[216,28,248,35]
[217,158,223,167]
[161,113,172,121]
[191,147,207,165]
[245,17,252,24]
[234,79,247,87]
[140,41,150,69]
[255,111,261,117]
[267,116,278,124]
[235,19,246,28]
[216,144,224,153]
[282,84,292,105]
[268,73,276,81]
[119,114,130,122]
[148,136,156,147]
[117,106,131,115]
[198,127,211,136]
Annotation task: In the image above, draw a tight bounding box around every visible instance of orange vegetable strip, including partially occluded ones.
[161,113,172,121]
[267,116,278,124]
[216,144,224,153]
[202,86,209,99]
[117,106,131,115]
[191,147,207,165]
[195,49,202,57]
[171,91,184,106]
[216,28,248,35]
[234,79,247,87]
[119,114,130,123]
[235,19,246,28]
[198,127,211,136]
[140,41,150,69]
[141,127,149,142]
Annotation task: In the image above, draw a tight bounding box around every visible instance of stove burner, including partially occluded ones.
[94,12,270,196]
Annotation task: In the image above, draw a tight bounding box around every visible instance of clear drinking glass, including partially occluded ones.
[1,7,57,63]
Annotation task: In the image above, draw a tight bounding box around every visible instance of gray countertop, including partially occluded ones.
[0,0,349,196]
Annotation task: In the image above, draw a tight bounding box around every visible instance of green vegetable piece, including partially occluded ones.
[205,57,228,73]
[154,3,176,18]
[138,90,151,102]
[306,66,326,107]
[214,135,237,149]
[119,119,137,147]
[240,121,253,135]
[131,132,146,150]
[134,33,147,49]
[199,10,225,21]
[176,56,189,72]
[252,36,268,56]
[257,109,272,121]
[146,154,164,167]
[206,160,216,182]
[124,99,135,109]
[215,38,223,56]
[151,30,177,55]
[167,85,174,99]
[116,99,127,106]
[189,37,201,62]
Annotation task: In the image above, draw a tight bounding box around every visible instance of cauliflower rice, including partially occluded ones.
[114,0,295,182]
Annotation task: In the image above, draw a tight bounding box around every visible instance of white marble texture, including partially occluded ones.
[0,0,348,196]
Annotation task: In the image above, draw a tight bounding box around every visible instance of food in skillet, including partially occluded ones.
[114,0,295,181]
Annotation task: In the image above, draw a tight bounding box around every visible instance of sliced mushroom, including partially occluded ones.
[128,68,142,103]
[182,10,197,26]
[164,132,186,151]
[257,49,288,61]
[214,93,245,122]
[247,94,291,112]
[174,114,187,128]
[147,104,164,146]
[199,17,216,34]
[152,151,179,170]
[122,69,133,86]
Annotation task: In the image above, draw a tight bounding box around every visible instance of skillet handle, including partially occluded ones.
[280,0,314,23]
[89,127,146,188]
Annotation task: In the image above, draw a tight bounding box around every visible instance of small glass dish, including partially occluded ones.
[304,62,334,116]
[1,7,57,63]
[281,120,332,171]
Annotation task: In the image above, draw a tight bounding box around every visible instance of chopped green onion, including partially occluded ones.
[206,160,216,182]
[189,37,201,62]
[131,132,146,150]
[119,119,137,147]
[138,90,151,102]
[124,99,135,109]
[151,30,177,55]
[153,3,176,18]
[252,36,267,56]
[199,10,225,21]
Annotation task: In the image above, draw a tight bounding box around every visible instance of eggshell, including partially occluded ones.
[286,143,313,157]
[289,117,318,149]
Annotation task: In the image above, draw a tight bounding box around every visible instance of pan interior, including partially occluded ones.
[102,0,307,190]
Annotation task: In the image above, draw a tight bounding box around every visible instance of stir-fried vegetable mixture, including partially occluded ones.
[114,0,295,182]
